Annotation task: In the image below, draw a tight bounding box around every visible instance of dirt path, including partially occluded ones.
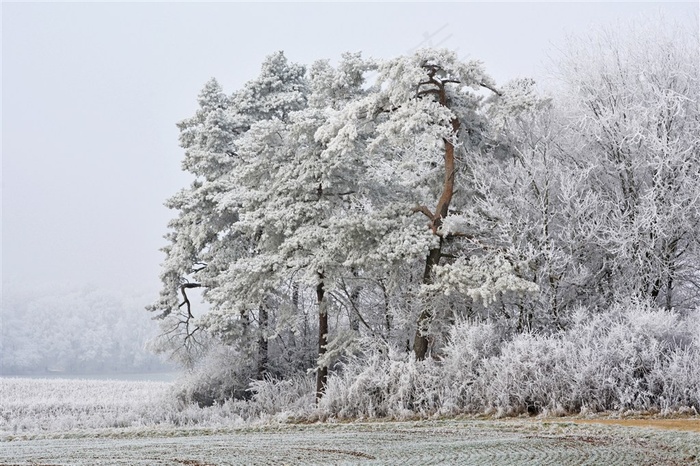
[2,419,699,465]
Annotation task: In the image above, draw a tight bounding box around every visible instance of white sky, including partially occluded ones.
[2,2,698,298]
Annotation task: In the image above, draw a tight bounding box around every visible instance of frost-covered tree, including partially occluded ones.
[204,53,379,398]
[555,21,700,310]
[325,50,539,359]
[149,22,700,416]
[148,53,308,371]
[465,98,603,330]
[196,52,309,378]
[462,19,700,331]
[151,48,542,401]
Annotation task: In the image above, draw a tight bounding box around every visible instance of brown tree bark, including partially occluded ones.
[316,277,328,401]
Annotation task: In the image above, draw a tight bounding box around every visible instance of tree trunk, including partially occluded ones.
[292,281,300,310]
[257,306,268,379]
[414,240,443,360]
[413,118,456,360]
[316,276,328,401]
[411,70,460,360]
[349,276,361,333]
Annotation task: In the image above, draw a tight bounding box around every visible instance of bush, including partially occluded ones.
[317,301,700,419]
[320,341,443,419]
[467,302,700,415]
[248,375,316,418]
[173,343,258,407]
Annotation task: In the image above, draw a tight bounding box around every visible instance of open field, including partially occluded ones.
[2,419,699,465]
[2,377,698,465]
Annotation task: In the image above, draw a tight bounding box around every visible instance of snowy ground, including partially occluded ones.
[2,419,699,465]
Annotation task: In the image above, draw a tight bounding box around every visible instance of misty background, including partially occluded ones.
[2,2,697,375]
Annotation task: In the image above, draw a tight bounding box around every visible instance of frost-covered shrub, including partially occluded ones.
[173,343,258,407]
[247,375,315,417]
[477,334,574,416]
[320,339,443,419]
[439,320,504,412]
[470,302,700,415]
[315,303,699,419]
[565,303,699,412]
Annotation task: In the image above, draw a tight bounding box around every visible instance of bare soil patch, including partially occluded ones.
[568,417,700,432]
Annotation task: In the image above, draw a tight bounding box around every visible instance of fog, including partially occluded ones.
[2,2,697,373]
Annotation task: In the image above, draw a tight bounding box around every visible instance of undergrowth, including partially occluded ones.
[3,303,698,434]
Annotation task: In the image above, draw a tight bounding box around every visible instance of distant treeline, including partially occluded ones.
[1,286,171,375]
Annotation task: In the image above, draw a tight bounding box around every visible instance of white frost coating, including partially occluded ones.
[148,22,700,415]
[428,255,539,307]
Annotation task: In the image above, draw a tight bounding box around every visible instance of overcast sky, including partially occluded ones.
[2,2,698,299]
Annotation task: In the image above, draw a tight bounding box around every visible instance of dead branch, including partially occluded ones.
[479,81,502,96]
[412,205,434,220]
[179,283,202,318]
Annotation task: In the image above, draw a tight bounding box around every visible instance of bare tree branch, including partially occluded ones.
[412,205,434,220]
[479,81,502,96]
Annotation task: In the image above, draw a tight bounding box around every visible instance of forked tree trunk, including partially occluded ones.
[413,116,459,361]
[316,277,329,401]
[412,69,460,360]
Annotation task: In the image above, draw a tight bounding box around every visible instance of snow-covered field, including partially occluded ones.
[2,378,699,465]
[1,377,176,433]
[0,377,264,435]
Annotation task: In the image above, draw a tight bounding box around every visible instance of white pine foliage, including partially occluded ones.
[428,254,539,307]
